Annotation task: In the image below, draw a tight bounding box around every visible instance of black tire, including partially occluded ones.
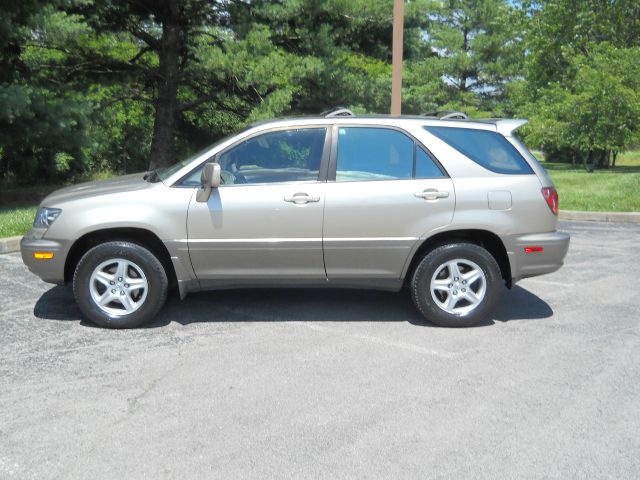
[410,242,501,327]
[73,241,168,328]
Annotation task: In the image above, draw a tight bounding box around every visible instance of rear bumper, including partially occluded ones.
[20,231,70,285]
[506,231,570,283]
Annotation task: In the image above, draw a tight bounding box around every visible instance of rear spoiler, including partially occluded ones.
[495,119,528,136]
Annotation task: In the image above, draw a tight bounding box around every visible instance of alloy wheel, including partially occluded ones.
[89,258,149,316]
[430,258,486,316]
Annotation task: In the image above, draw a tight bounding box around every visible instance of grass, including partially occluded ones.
[0,184,55,238]
[0,171,117,238]
[0,206,37,238]
[540,150,640,212]
[616,150,640,166]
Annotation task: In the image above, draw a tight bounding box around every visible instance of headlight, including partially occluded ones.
[33,207,62,229]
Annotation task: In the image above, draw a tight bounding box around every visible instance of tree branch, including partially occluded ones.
[177,94,217,112]
[129,45,153,64]
[127,22,161,50]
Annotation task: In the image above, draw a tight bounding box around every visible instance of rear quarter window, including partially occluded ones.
[424,126,533,174]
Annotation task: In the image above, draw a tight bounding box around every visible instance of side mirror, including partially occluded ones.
[202,162,221,188]
[196,162,221,202]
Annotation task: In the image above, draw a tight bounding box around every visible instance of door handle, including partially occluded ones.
[284,193,320,204]
[414,189,450,200]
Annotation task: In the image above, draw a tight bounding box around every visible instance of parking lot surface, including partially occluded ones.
[1,221,639,479]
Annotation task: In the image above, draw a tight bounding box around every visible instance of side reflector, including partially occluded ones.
[524,246,544,254]
[33,252,54,259]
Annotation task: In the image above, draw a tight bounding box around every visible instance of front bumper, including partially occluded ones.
[20,230,70,285]
[506,230,570,283]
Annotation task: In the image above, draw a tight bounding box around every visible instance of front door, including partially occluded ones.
[187,127,329,287]
[323,126,455,280]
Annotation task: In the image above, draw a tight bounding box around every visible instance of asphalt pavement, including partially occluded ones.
[1,221,639,479]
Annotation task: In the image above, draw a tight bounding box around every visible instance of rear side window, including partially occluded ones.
[336,127,413,180]
[335,127,446,181]
[424,126,533,174]
[415,147,443,178]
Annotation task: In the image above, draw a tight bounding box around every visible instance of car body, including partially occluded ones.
[21,112,570,328]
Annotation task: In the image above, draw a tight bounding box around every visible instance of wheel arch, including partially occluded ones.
[403,229,512,288]
[64,228,178,290]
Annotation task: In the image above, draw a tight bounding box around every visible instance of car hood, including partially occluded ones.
[41,173,154,206]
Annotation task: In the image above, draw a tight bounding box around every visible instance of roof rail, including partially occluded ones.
[322,107,355,118]
[421,110,468,120]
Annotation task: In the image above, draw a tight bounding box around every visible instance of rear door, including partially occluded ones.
[322,125,455,280]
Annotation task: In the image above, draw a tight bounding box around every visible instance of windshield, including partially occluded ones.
[156,132,238,182]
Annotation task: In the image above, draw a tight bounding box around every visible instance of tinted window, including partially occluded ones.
[214,128,326,185]
[424,126,533,174]
[415,147,445,178]
[336,127,413,181]
[162,132,239,183]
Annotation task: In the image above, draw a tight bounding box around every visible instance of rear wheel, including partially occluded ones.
[410,242,501,327]
[73,241,168,328]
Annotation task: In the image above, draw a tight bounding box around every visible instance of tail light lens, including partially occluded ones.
[541,187,559,215]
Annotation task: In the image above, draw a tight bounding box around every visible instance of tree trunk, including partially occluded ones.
[149,3,180,170]
[597,150,608,169]
[459,27,469,92]
[583,151,594,172]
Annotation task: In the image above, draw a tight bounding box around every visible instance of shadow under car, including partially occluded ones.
[33,284,553,329]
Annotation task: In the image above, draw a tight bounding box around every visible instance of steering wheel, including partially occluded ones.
[220,170,247,185]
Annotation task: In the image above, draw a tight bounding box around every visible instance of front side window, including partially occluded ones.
[218,128,326,185]
[336,127,414,181]
[424,126,533,174]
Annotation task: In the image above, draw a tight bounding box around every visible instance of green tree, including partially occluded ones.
[71,0,224,169]
[524,0,640,87]
[0,1,91,185]
[513,0,640,169]
[67,0,330,169]
[226,0,430,114]
[519,44,640,170]
[404,0,523,115]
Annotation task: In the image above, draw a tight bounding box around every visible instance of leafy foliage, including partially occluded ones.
[521,45,640,167]
[1,0,639,185]
[512,0,640,169]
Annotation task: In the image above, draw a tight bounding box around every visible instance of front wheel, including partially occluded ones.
[410,242,502,327]
[73,241,168,328]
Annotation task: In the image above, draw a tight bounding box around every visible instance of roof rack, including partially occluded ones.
[421,110,468,120]
[322,107,356,118]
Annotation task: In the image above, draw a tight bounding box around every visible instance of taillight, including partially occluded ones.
[541,187,558,215]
